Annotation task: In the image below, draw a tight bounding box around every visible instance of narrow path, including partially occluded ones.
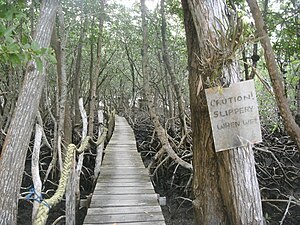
[83,116,166,225]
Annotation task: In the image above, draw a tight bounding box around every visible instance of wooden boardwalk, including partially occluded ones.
[83,116,166,225]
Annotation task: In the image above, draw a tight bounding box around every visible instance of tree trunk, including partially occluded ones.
[247,0,300,152]
[31,124,43,222]
[51,4,69,172]
[140,0,192,171]
[65,154,76,225]
[293,0,300,115]
[66,97,88,225]
[182,0,264,224]
[160,0,187,136]
[73,14,87,126]
[248,0,267,81]
[93,108,105,182]
[0,0,58,223]
[88,1,105,137]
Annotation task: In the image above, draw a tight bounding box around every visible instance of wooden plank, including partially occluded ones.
[103,156,143,160]
[86,205,162,215]
[99,177,150,183]
[101,168,146,172]
[108,142,137,145]
[93,188,154,195]
[99,176,149,180]
[105,145,138,148]
[95,182,154,188]
[100,170,147,175]
[84,222,166,225]
[101,159,142,165]
[101,166,146,169]
[93,186,154,191]
[84,213,165,224]
[91,193,158,201]
[99,170,149,176]
[103,154,142,158]
[102,160,144,163]
[104,149,139,152]
[101,164,145,168]
[105,153,141,156]
[93,190,154,195]
[101,166,149,172]
[100,167,147,170]
[89,198,159,208]
[102,156,144,161]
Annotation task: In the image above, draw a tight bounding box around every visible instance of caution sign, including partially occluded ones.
[205,80,262,152]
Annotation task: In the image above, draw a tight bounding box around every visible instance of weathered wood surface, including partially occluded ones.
[83,116,165,224]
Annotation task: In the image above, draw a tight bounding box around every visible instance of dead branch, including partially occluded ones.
[279,196,292,225]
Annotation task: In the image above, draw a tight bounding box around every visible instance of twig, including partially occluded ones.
[184,172,193,194]
[262,197,300,206]
[254,147,287,177]
[279,196,292,225]
[0,91,8,96]
[150,155,170,177]
[171,164,180,187]
[51,215,65,225]
[175,196,193,202]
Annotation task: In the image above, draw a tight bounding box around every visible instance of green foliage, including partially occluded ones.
[0,2,56,71]
[234,0,300,130]
[265,0,300,117]
[165,0,183,20]
[269,9,299,59]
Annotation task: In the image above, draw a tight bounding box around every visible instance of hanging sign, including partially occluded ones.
[205,80,262,152]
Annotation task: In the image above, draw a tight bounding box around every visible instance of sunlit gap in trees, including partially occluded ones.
[114,0,159,11]
[73,0,158,23]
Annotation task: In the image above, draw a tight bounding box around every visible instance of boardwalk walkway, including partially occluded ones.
[83,116,166,225]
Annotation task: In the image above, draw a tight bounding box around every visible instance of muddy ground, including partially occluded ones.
[17,115,299,225]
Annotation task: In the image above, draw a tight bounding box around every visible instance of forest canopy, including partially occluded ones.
[0,0,299,224]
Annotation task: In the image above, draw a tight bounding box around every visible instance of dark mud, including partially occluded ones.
[17,115,300,225]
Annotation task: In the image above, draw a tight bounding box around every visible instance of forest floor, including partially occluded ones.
[17,115,300,225]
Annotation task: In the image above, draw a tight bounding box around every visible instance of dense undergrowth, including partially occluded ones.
[16,110,300,225]
[130,110,300,225]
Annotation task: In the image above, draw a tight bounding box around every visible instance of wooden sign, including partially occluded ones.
[205,80,262,152]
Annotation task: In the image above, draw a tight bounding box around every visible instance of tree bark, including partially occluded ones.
[182,0,264,224]
[31,124,43,222]
[248,0,267,81]
[0,0,58,223]
[66,98,87,224]
[93,108,105,182]
[293,0,300,115]
[247,0,300,152]
[51,4,68,172]
[160,0,187,136]
[88,1,105,137]
[73,12,87,126]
